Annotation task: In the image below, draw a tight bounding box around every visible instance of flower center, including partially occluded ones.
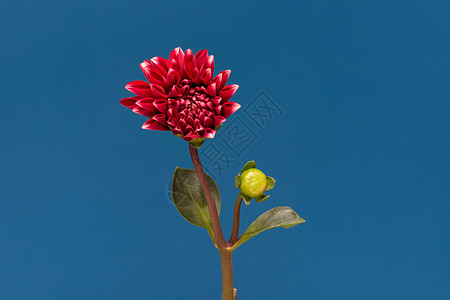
[171,79,216,118]
[179,80,209,108]
[166,79,219,138]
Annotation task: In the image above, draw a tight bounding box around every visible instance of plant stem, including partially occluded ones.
[188,144,235,300]
[189,144,227,248]
[220,249,234,300]
[229,196,243,245]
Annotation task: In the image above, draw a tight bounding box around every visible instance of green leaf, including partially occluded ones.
[233,206,305,248]
[239,192,251,205]
[171,167,221,232]
[266,176,276,191]
[234,174,241,188]
[189,138,206,149]
[254,194,270,203]
[241,160,256,173]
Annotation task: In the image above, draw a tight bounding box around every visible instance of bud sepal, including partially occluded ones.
[254,194,270,203]
[238,192,252,205]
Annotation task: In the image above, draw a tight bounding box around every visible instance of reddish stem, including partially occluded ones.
[188,144,227,248]
[229,196,243,245]
[189,145,236,299]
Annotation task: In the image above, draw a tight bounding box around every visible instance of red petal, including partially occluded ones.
[169,47,185,66]
[203,128,216,139]
[139,60,153,83]
[132,106,155,117]
[171,126,184,137]
[166,69,179,88]
[212,73,222,90]
[204,116,214,128]
[142,117,170,131]
[120,96,140,109]
[195,49,208,68]
[125,80,153,97]
[148,68,165,85]
[201,69,212,85]
[190,68,200,83]
[136,98,158,113]
[153,114,168,126]
[219,84,239,102]
[178,119,186,130]
[150,84,167,98]
[204,55,214,73]
[170,59,183,77]
[214,115,226,127]
[153,99,168,113]
[184,49,196,74]
[186,115,195,126]
[206,83,217,97]
[183,130,201,141]
[222,102,241,118]
[206,101,215,112]
[168,85,182,98]
[150,56,170,75]
[211,96,222,106]
[196,127,205,136]
[218,70,231,90]
[212,70,231,91]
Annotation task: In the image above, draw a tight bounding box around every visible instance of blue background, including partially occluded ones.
[1,0,449,299]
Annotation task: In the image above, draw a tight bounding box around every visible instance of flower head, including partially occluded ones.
[121,47,240,147]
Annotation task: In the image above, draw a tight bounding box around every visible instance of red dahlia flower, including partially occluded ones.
[121,47,240,147]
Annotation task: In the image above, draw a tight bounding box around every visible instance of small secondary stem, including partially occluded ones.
[229,196,243,245]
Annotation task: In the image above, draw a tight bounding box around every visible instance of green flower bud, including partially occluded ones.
[235,161,276,205]
[239,168,268,198]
